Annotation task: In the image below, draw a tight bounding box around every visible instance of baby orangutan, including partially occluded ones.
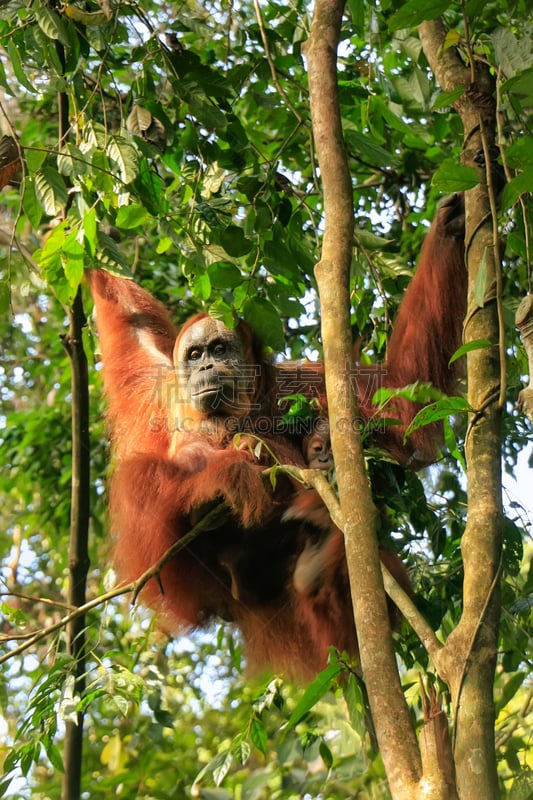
[288,423,413,664]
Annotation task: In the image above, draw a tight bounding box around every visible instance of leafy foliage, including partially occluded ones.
[0,0,532,797]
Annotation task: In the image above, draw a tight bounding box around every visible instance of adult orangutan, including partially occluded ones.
[88,271,318,673]
[87,192,466,677]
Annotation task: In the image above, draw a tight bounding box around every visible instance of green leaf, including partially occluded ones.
[209,297,237,329]
[156,236,173,254]
[35,7,69,45]
[62,231,85,287]
[443,29,462,50]
[252,678,283,714]
[432,86,465,110]
[502,517,524,577]
[134,160,166,216]
[25,145,47,173]
[319,738,334,768]
[109,694,129,716]
[355,229,397,252]
[443,417,465,470]
[374,382,445,408]
[38,222,67,260]
[0,53,10,94]
[0,281,10,314]
[394,70,431,109]
[492,29,533,80]
[501,169,533,211]
[231,738,251,765]
[35,167,68,216]
[83,208,97,257]
[22,180,43,229]
[153,707,175,728]
[107,136,139,184]
[213,750,233,786]
[44,741,64,772]
[208,261,243,289]
[242,297,285,351]
[263,239,302,282]
[503,68,533,108]
[505,138,533,170]
[347,0,364,32]
[428,395,472,419]
[7,41,36,93]
[266,284,305,319]
[284,662,343,734]
[342,673,366,734]
[95,232,130,274]
[344,129,399,167]
[219,225,251,258]
[116,204,151,230]
[201,162,226,198]
[432,161,479,193]
[389,0,454,30]
[57,143,85,177]
[496,671,527,715]
[192,270,211,301]
[449,338,492,364]
[404,395,471,438]
[507,773,533,800]
[249,716,268,755]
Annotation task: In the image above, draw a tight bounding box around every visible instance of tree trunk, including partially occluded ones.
[305,2,423,796]
[419,19,503,799]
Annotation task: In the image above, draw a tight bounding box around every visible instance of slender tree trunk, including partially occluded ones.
[419,20,503,799]
[56,43,92,800]
[307,7,503,799]
[61,293,91,800]
[305,3,423,796]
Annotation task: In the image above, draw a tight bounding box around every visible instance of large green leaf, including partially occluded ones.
[34,167,68,216]
[432,160,479,193]
[389,0,454,29]
[242,297,286,351]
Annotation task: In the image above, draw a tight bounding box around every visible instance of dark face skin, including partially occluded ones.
[175,318,252,416]
[304,431,333,471]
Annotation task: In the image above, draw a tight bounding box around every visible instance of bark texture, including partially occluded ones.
[420,19,503,800]
[305,2,423,796]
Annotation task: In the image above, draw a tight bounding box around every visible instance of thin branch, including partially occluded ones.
[252,0,303,124]
[0,228,40,270]
[380,564,444,670]
[0,503,229,666]
[479,117,506,409]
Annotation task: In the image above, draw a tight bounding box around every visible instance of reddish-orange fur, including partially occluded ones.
[276,193,466,467]
[288,487,412,665]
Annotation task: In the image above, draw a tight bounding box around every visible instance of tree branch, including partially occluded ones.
[380,564,444,669]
